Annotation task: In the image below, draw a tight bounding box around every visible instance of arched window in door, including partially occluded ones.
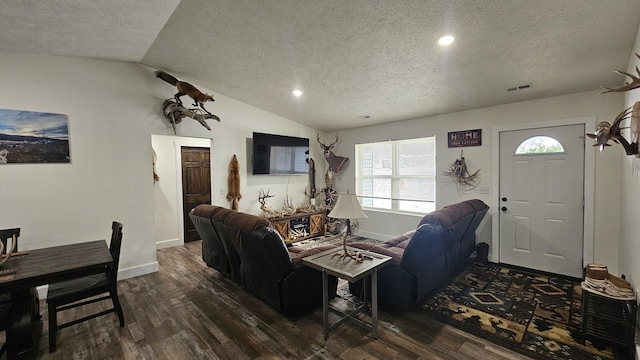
[515,136,565,154]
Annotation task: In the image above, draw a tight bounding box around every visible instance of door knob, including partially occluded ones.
[501,206,507,212]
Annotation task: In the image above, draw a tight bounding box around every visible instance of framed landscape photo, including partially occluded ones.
[0,108,70,164]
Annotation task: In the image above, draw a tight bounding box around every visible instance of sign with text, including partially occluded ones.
[448,129,482,148]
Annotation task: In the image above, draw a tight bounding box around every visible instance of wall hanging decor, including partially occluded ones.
[0,108,70,164]
[317,133,348,208]
[226,154,241,210]
[588,52,640,156]
[443,150,480,192]
[156,70,220,134]
[152,147,160,184]
[586,104,640,155]
[305,157,319,206]
[447,128,482,148]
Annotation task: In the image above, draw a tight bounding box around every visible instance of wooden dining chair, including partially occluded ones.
[0,228,19,307]
[0,302,12,357]
[0,229,19,357]
[0,228,19,254]
[46,221,125,352]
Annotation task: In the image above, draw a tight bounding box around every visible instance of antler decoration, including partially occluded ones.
[590,50,640,156]
[600,53,640,93]
[258,189,280,217]
[443,150,480,191]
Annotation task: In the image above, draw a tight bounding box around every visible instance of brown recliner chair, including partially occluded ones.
[349,199,489,311]
[190,205,338,317]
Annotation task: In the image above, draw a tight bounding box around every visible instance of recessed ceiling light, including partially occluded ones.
[292,89,303,97]
[438,35,455,46]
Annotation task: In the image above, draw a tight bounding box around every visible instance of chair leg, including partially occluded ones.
[47,302,57,352]
[110,287,125,327]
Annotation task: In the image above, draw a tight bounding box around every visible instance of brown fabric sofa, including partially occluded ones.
[349,199,489,311]
[189,205,338,317]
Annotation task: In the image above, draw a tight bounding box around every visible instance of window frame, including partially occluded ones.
[355,136,436,214]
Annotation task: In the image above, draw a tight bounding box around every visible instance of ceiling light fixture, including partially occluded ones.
[438,35,455,46]
[292,89,303,97]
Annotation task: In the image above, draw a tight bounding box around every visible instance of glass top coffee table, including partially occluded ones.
[302,246,391,340]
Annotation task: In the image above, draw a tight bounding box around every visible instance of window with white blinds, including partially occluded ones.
[355,136,436,214]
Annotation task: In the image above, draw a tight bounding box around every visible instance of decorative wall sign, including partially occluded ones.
[0,108,70,164]
[448,129,482,148]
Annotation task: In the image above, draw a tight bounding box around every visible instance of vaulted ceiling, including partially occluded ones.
[2,1,640,131]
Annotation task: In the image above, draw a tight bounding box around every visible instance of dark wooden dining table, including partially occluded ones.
[0,240,113,359]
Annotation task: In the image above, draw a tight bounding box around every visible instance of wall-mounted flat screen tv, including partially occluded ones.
[252,132,309,175]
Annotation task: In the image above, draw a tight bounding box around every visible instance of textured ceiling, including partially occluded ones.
[2,1,640,131]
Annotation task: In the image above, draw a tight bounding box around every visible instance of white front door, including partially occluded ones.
[499,124,584,278]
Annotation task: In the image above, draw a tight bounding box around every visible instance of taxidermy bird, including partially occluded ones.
[586,106,633,153]
[227,154,242,210]
[156,70,214,114]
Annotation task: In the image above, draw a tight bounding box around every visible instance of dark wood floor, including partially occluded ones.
[27,241,533,360]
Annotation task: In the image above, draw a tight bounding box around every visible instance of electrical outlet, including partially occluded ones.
[478,185,490,194]
[220,188,225,195]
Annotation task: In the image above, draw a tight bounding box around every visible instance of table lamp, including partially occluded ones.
[328,191,368,261]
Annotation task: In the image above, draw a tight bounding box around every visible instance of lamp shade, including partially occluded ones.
[328,192,368,219]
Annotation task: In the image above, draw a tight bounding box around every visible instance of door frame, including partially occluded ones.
[491,116,595,267]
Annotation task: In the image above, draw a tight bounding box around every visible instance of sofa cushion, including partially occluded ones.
[192,204,216,218]
[225,212,271,233]
[368,230,414,264]
[288,245,337,269]
[417,203,472,229]
[211,207,234,223]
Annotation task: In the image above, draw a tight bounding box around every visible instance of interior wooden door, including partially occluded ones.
[182,146,211,242]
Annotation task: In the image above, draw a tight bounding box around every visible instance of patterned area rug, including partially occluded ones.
[422,262,622,360]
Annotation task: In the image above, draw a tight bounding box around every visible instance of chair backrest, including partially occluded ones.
[109,222,123,279]
[0,228,19,254]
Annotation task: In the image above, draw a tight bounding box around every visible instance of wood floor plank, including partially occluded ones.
[26,240,534,360]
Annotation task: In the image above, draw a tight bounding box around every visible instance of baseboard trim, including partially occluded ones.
[119,261,159,280]
[156,238,181,249]
[37,261,159,300]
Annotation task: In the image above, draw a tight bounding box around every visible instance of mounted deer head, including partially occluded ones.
[317,133,349,174]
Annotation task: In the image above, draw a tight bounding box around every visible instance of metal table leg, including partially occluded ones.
[322,269,329,340]
[372,269,378,339]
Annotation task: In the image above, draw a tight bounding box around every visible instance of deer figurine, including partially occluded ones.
[317,133,349,174]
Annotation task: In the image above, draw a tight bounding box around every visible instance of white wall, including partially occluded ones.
[618,24,640,294]
[0,52,158,277]
[334,90,624,270]
[0,52,323,279]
